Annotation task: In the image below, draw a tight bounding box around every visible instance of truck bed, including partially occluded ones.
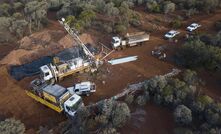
[127,33,149,44]
[26,91,63,112]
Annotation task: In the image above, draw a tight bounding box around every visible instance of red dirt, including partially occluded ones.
[120,103,174,134]
[0,43,18,61]
[0,67,65,132]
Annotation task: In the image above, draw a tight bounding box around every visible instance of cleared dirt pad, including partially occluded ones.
[0,66,65,131]
[120,103,174,134]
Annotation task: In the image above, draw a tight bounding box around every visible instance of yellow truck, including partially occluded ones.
[40,47,94,84]
[27,79,83,116]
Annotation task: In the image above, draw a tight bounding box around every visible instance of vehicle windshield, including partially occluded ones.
[44,72,49,77]
[112,39,118,43]
[68,98,82,112]
[167,32,173,35]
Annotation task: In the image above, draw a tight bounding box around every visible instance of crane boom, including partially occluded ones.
[58,19,95,59]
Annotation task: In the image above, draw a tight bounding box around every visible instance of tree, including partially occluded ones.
[115,24,127,34]
[176,38,221,70]
[104,2,119,17]
[200,0,219,13]
[163,1,176,14]
[13,2,24,10]
[174,105,192,125]
[125,94,134,104]
[191,95,214,114]
[78,10,96,28]
[93,0,106,13]
[136,95,147,106]
[48,0,62,9]
[9,19,28,38]
[146,0,161,13]
[170,19,182,29]
[182,69,198,85]
[111,102,130,127]
[24,0,48,32]
[0,118,25,134]
[0,3,11,16]
[0,17,13,42]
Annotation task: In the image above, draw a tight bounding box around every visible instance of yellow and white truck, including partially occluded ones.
[27,79,83,116]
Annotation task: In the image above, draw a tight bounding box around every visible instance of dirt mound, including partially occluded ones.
[0,29,98,66]
[0,49,34,65]
[19,30,64,50]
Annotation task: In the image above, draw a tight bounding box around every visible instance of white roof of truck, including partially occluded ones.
[40,65,50,73]
[64,94,81,107]
[75,82,91,89]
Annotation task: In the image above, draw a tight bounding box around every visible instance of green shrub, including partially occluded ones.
[170,19,182,29]
[136,95,147,106]
[146,1,161,13]
[111,102,130,127]
[163,1,176,14]
[115,24,127,34]
[174,105,192,125]
[125,94,134,104]
[0,118,25,134]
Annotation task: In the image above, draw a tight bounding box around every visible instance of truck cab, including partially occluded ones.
[67,81,96,96]
[40,65,53,81]
[64,94,83,117]
[111,36,121,49]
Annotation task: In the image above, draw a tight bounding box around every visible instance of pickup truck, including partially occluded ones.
[164,30,180,39]
[67,81,96,96]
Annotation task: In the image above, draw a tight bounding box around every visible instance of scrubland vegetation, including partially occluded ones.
[176,28,221,71]
[124,70,221,134]
[1,0,221,42]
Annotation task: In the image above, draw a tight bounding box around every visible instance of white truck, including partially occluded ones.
[187,23,201,32]
[40,57,92,84]
[164,30,180,39]
[111,32,150,50]
[27,79,84,117]
[67,81,96,96]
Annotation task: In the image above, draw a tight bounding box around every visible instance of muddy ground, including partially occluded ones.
[0,9,221,133]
